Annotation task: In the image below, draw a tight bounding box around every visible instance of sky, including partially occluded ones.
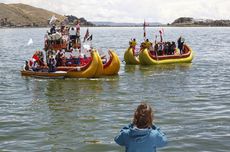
[2,0,230,23]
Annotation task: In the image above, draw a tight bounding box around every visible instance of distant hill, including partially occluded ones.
[92,21,162,27]
[65,15,94,26]
[171,17,230,26]
[0,3,65,27]
[0,3,94,27]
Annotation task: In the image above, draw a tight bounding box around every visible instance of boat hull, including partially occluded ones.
[21,70,67,78]
[139,44,194,65]
[21,50,101,78]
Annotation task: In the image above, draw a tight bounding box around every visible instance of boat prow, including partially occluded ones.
[102,50,120,75]
[57,49,100,78]
[124,47,140,65]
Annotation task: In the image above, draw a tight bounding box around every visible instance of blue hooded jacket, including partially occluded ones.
[114,124,167,152]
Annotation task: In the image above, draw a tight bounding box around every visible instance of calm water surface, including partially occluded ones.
[0,27,230,152]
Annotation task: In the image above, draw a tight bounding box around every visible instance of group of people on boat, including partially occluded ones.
[23,48,92,72]
[152,41,177,56]
[44,19,82,51]
[23,19,98,73]
[129,32,185,57]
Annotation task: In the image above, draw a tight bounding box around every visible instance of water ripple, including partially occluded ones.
[1,27,230,151]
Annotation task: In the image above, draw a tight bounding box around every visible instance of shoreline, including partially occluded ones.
[1,25,230,29]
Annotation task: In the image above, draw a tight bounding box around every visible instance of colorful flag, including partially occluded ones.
[143,20,147,40]
[83,28,89,42]
[87,34,93,41]
[32,54,39,62]
[49,15,57,25]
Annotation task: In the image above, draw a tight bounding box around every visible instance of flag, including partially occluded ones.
[27,38,33,46]
[87,34,93,41]
[159,28,164,35]
[144,30,146,39]
[159,28,164,42]
[49,15,57,25]
[32,54,39,62]
[83,28,89,42]
[154,35,158,44]
[143,20,149,40]
[159,30,162,35]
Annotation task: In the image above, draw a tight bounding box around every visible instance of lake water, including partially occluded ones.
[0,27,230,152]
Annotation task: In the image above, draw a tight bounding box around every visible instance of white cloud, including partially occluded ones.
[2,0,230,23]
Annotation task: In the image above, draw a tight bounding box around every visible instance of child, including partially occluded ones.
[114,103,167,152]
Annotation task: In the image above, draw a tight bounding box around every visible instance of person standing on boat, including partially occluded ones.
[48,55,56,72]
[69,27,77,42]
[157,30,164,55]
[50,24,56,34]
[170,41,176,55]
[114,102,167,152]
[177,36,185,55]
[69,26,77,49]
[76,20,81,46]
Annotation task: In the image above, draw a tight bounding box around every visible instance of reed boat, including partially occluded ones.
[139,44,194,65]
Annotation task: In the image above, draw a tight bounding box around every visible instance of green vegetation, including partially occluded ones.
[171,17,230,27]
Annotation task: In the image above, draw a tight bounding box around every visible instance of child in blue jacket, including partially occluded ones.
[114,103,167,152]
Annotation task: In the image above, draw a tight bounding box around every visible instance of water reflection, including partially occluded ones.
[139,63,192,76]
[32,78,121,151]
[44,78,105,109]
[124,65,140,73]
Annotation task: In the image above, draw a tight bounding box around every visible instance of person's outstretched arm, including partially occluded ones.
[153,126,168,147]
[114,124,132,146]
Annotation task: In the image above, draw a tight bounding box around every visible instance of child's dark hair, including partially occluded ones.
[133,103,153,128]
